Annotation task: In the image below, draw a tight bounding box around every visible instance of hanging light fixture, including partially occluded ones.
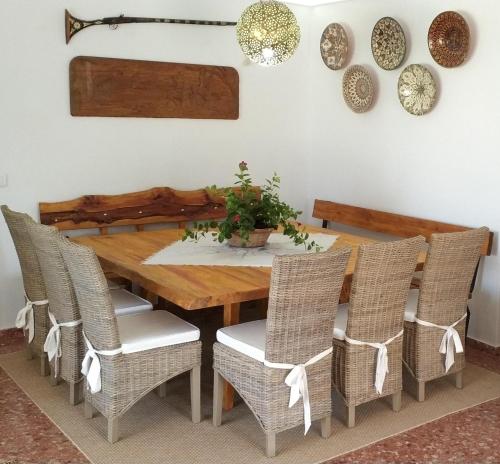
[236,0,301,67]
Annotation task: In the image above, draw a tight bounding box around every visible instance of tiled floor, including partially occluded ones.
[0,329,499,464]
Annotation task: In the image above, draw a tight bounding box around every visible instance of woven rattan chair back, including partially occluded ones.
[1,205,47,302]
[27,222,80,323]
[346,236,425,343]
[58,237,120,351]
[417,227,489,325]
[265,248,351,365]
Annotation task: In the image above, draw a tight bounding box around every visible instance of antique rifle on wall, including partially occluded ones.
[65,10,237,44]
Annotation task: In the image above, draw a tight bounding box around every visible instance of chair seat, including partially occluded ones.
[216,319,267,362]
[110,288,153,316]
[333,304,348,340]
[404,288,420,323]
[117,310,200,354]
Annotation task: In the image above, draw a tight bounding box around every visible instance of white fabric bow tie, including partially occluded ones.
[264,347,332,434]
[81,333,122,394]
[345,330,403,395]
[44,311,82,377]
[15,294,49,343]
[415,313,466,373]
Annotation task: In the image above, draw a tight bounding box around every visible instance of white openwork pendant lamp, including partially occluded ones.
[236,0,301,67]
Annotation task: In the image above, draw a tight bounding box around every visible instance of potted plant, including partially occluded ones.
[182,162,320,250]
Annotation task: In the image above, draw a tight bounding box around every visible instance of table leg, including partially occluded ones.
[223,302,240,410]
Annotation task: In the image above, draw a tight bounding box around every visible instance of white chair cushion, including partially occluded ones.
[404,288,420,323]
[333,304,348,340]
[110,288,153,316]
[117,310,200,354]
[216,319,267,362]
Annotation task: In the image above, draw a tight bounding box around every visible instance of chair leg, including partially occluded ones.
[320,414,331,438]
[265,432,276,458]
[392,391,402,412]
[417,381,425,402]
[49,374,59,386]
[107,417,119,444]
[156,382,167,398]
[455,370,463,389]
[190,365,201,423]
[346,405,355,428]
[70,381,83,406]
[212,370,224,427]
[84,399,95,419]
[25,343,33,360]
[40,354,50,377]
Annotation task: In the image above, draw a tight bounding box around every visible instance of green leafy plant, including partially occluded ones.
[182,162,321,251]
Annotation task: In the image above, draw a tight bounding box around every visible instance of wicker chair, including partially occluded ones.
[58,237,202,443]
[403,227,489,401]
[332,236,425,428]
[213,248,351,457]
[1,205,50,376]
[27,222,85,403]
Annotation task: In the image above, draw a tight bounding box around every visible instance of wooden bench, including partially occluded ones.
[313,199,493,333]
[39,186,229,234]
[39,186,231,302]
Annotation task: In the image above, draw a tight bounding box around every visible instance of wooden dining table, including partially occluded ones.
[74,225,426,409]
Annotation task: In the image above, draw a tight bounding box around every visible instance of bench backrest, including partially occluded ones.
[312,199,493,256]
[39,187,229,234]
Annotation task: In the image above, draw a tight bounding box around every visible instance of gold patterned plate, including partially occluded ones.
[371,17,406,70]
[320,23,349,70]
[398,64,437,116]
[428,11,470,68]
[343,65,374,113]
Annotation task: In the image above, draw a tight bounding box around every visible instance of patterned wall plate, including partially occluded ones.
[428,11,470,68]
[371,17,406,70]
[320,23,349,70]
[398,64,437,116]
[343,65,374,113]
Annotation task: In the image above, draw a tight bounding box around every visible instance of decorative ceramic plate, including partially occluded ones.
[398,64,437,116]
[343,65,374,113]
[428,11,470,68]
[371,17,406,70]
[320,23,349,70]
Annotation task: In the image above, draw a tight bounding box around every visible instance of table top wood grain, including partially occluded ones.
[73,225,427,310]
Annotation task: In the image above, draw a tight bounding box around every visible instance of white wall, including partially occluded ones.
[0,0,311,329]
[307,0,500,346]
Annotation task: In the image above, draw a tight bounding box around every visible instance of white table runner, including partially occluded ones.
[143,233,338,267]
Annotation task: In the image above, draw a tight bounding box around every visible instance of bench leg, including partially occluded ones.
[190,365,201,423]
[213,370,224,427]
[455,370,463,389]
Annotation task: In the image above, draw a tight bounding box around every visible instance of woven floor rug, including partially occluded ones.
[2,351,500,464]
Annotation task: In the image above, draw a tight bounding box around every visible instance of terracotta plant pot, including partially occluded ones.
[227,228,274,248]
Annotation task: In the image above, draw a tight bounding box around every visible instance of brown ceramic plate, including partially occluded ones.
[398,64,437,116]
[320,23,349,70]
[371,17,406,70]
[343,65,374,113]
[428,11,470,68]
